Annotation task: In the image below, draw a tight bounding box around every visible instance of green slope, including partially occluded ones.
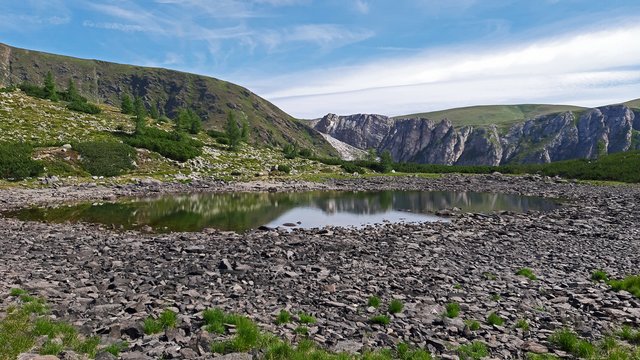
[0,42,335,156]
[624,98,640,109]
[395,104,586,129]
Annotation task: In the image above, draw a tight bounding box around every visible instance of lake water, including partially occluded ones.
[3,190,560,233]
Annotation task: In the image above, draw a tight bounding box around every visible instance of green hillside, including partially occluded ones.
[0,43,335,156]
[624,98,640,109]
[395,104,586,129]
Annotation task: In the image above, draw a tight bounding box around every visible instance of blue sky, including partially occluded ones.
[1,0,640,118]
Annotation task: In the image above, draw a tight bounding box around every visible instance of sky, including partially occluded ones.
[1,0,640,118]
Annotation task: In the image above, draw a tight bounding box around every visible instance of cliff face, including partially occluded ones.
[313,104,640,165]
[0,43,336,155]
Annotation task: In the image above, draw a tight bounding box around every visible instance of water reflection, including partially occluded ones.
[3,190,559,233]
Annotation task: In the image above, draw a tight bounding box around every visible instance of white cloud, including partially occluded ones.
[260,24,374,51]
[250,22,640,118]
[354,0,369,14]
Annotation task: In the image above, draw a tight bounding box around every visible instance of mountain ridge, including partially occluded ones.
[0,42,336,156]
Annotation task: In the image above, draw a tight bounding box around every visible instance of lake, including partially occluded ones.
[2,190,560,233]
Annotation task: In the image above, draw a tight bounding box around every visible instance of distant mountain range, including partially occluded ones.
[0,43,336,156]
[311,101,640,165]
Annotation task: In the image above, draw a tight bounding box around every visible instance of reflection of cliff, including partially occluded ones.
[310,191,557,215]
[5,191,558,233]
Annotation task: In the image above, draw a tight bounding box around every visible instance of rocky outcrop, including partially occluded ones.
[313,104,639,165]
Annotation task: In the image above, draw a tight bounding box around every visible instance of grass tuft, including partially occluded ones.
[388,300,404,314]
[445,303,461,318]
[457,341,489,360]
[591,270,609,282]
[515,319,530,332]
[368,295,381,308]
[275,309,292,325]
[516,268,537,280]
[487,312,504,326]
[465,320,481,331]
[608,274,640,298]
[370,315,391,326]
[9,288,27,297]
[298,312,317,324]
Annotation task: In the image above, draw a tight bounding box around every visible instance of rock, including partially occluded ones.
[120,352,153,360]
[121,322,145,340]
[17,355,59,360]
[332,341,363,354]
[215,353,253,360]
[522,341,549,354]
[95,353,118,360]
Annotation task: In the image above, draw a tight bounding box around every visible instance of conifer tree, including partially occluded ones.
[121,94,134,115]
[43,71,58,101]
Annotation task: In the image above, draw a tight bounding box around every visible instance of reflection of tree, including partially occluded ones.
[5,191,558,233]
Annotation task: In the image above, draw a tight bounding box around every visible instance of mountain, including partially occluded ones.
[312,103,640,166]
[0,43,335,155]
[395,104,586,130]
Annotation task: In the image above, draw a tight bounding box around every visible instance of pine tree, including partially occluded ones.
[43,71,58,101]
[241,121,249,142]
[225,111,242,151]
[133,96,147,134]
[121,94,134,115]
[66,79,81,102]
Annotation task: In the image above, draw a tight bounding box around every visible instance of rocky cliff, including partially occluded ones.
[0,43,336,155]
[313,104,640,165]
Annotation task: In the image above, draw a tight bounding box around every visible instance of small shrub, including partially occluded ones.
[370,315,391,326]
[0,143,44,180]
[591,270,608,282]
[368,296,381,308]
[143,318,163,335]
[465,320,481,331]
[388,299,404,314]
[487,312,504,326]
[445,303,461,318]
[275,310,291,325]
[341,162,365,174]
[515,319,530,332]
[121,127,202,162]
[67,100,101,114]
[276,164,291,174]
[298,313,316,324]
[457,341,489,360]
[516,268,537,280]
[158,309,178,329]
[74,141,136,177]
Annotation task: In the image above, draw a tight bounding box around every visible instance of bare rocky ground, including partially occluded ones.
[1,175,639,359]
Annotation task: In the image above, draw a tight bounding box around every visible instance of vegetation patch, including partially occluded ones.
[388,299,404,314]
[465,320,481,331]
[0,143,44,180]
[457,341,490,360]
[368,296,381,308]
[516,268,537,280]
[608,274,640,298]
[487,313,504,326]
[370,315,391,326]
[74,141,136,177]
[275,309,292,325]
[143,309,178,335]
[592,270,609,282]
[445,303,461,318]
[0,290,100,359]
[120,127,203,162]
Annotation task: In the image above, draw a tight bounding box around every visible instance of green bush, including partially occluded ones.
[388,299,404,314]
[0,143,44,180]
[275,310,291,325]
[445,303,461,318]
[341,162,365,174]
[368,296,381,308]
[370,315,391,326]
[74,142,136,177]
[487,312,504,326]
[121,127,202,162]
[516,268,537,280]
[591,270,608,282]
[277,164,291,174]
[67,100,101,114]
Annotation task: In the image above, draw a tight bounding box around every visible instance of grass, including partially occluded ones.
[608,274,640,298]
[143,309,177,335]
[9,288,27,297]
[515,319,530,332]
[104,341,129,357]
[388,300,404,314]
[465,320,481,331]
[445,303,461,318]
[0,292,100,359]
[487,313,504,326]
[298,312,317,324]
[457,341,490,360]
[294,326,308,336]
[549,329,596,358]
[368,296,381,308]
[370,315,391,326]
[618,326,640,344]
[516,268,537,280]
[276,309,292,325]
[592,270,609,282]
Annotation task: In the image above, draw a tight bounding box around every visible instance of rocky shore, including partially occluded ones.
[1,175,639,359]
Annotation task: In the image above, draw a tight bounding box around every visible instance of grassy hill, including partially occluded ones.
[395,104,586,129]
[0,43,335,156]
[0,90,341,184]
